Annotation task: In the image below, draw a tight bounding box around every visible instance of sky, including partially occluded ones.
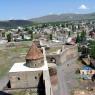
[0,0,95,20]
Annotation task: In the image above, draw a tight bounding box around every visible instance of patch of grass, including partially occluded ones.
[0,42,30,78]
[12,91,26,95]
[9,47,29,54]
[17,47,29,54]
[12,91,37,95]
[20,41,32,46]
[0,59,12,78]
[0,50,12,77]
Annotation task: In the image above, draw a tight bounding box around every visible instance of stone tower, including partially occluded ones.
[8,42,45,89]
[25,42,44,68]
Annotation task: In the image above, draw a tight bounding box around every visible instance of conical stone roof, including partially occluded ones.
[25,42,43,60]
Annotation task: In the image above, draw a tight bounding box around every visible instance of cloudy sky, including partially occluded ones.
[0,0,95,20]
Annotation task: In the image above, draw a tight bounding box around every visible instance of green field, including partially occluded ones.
[0,41,31,78]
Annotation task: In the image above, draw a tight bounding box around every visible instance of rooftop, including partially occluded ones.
[25,42,43,60]
[81,66,93,70]
[9,61,48,72]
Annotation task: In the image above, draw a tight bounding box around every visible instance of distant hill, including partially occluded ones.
[1,13,95,29]
[30,13,95,23]
[0,20,33,29]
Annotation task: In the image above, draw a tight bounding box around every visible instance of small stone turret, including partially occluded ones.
[25,42,44,68]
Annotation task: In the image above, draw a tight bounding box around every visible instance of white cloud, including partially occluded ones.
[79,4,88,10]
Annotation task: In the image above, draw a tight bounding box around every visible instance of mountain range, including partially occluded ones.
[31,13,95,23]
[0,20,32,29]
[1,13,95,28]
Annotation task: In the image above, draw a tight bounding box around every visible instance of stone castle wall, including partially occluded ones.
[60,45,78,65]
[47,45,78,65]
[9,71,43,89]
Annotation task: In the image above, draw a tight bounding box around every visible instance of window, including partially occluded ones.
[50,57,56,63]
[17,77,20,80]
[35,76,37,79]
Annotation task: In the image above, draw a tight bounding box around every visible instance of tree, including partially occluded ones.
[90,45,95,59]
[80,30,86,42]
[7,33,12,42]
[89,41,95,59]
[2,32,5,37]
[65,23,68,27]
[91,74,95,82]
[72,25,75,32]
[20,33,24,40]
[76,33,81,43]
[49,34,52,40]
[24,27,29,31]
[78,24,80,30]
[61,24,65,28]
[29,30,33,40]
[81,46,88,55]
[68,31,71,37]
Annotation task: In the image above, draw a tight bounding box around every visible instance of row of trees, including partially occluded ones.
[76,30,95,59]
[79,40,95,59]
[76,30,86,43]
[88,40,95,59]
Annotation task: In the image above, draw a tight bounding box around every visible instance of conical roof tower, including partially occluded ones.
[25,42,44,68]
